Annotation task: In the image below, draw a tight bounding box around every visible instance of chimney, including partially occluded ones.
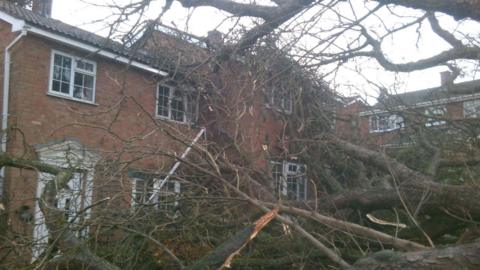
[32,0,52,18]
[206,30,224,49]
[440,71,451,87]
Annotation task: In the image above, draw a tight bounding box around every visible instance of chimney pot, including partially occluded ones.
[206,30,224,49]
[32,0,52,18]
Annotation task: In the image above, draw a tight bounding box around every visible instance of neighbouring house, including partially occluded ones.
[0,0,315,263]
[336,72,480,148]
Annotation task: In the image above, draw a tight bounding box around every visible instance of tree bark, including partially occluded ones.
[186,208,278,270]
[350,239,480,270]
[375,0,480,21]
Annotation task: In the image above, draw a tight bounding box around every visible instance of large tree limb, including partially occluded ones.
[186,208,278,270]
[272,204,426,251]
[349,238,480,270]
[375,0,480,21]
[177,0,276,19]
[175,156,351,268]
[177,0,314,51]
[323,180,480,219]
[330,136,430,183]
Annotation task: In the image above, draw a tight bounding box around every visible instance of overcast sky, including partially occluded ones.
[50,0,479,103]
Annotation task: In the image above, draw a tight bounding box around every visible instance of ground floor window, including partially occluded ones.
[130,171,181,212]
[271,161,307,201]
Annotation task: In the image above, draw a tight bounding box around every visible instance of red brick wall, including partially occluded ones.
[2,32,202,236]
[0,23,290,239]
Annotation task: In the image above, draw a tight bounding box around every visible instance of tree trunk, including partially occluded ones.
[350,239,480,270]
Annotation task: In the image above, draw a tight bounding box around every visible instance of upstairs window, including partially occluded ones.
[425,106,446,127]
[271,161,307,201]
[464,100,480,118]
[49,51,96,103]
[157,85,196,123]
[369,114,404,133]
[269,87,293,114]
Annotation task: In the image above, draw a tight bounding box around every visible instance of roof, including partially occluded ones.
[373,79,480,110]
[0,1,176,73]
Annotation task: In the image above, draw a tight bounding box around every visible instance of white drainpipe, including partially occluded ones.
[148,127,206,203]
[1,30,27,196]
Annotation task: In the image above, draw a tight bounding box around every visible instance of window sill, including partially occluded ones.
[425,122,447,127]
[369,128,401,134]
[47,92,98,106]
[265,103,292,115]
[155,115,192,125]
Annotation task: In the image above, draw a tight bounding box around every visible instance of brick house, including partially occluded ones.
[0,0,313,261]
[336,72,480,148]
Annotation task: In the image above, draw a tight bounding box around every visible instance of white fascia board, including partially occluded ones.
[25,25,169,76]
[359,92,480,117]
[0,11,25,31]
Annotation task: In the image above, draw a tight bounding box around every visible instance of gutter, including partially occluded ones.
[1,30,27,195]
[359,92,480,117]
[25,25,169,77]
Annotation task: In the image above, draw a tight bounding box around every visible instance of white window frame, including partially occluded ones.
[271,161,307,201]
[425,106,446,127]
[156,84,195,123]
[131,176,181,211]
[463,99,480,118]
[369,114,404,133]
[48,50,97,104]
[269,87,293,114]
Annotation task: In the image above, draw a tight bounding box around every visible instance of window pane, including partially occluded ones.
[83,88,93,101]
[62,56,71,68]
[298,178,306,199]
[157,86,170,117]
[73,86,82,99]
[77,60,94,72]
[271,162,283,196]
[52,80,60,92]
[185,95,196,122]
[54,54,62,66]
[61,82,70,94]
[134,178,155,205]
[52,54,72,95]
[171,90,185,121]
[286,176,297,200]
[158,180,179,212]
[84,75,94,89]
[73,73,94,101]
[61,68,71,81]
[53,66,62,80]
[74,72,83,86]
